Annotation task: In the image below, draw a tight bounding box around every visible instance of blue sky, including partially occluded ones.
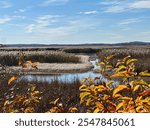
[0,0,150,44]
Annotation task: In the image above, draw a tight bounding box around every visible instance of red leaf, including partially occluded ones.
[139,90,150,96]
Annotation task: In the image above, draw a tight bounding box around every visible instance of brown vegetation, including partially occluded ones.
[99,48,150,73]
[0,51,80,66]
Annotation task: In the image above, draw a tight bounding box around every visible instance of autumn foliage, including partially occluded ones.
[1,54,150,113]
[80,55,150,113]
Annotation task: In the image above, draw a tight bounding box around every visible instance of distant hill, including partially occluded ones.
[1,41,150,48]
[114,41,150,46]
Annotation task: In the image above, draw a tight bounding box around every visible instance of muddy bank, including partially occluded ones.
[0,55,94,74]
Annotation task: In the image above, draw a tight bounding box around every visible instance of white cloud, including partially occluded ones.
[18,9,26,12]
[41,0,69,6]
[102,0,150,13]
[0,17,11,24]
[130,1,150,9]
[25,15,99,42]
[80,10,98,15]
[12,15,26,19]
[119,18,141,25]
[104,5,127,13]
[25,15,62,33]
[36,15,61,27]
[100,0,128,13]
[0,1,13,8]
[25,24,35,33]
[99,1,121,5]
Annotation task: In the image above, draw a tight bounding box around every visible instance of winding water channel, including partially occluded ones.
[22,58,119,87]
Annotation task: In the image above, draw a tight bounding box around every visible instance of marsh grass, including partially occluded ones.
[99,48,150,73]
[0,51,80,66]
[0,76,82,112]
[63,48,100,53]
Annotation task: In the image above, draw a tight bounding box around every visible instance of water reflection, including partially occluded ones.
[22,59,119,87]
[23,72,104,83]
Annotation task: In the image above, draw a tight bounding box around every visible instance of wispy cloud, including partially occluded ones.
[18,9,26,12]
[101,0,150,13]
[12,15,26,19]
[119,18,141,25]
[14,6,32,14]
[104,6,127,13]
[26,24,35,33]
[25,15,99,41]
[130,1,150,9]
[99,0,121,6]
[0,0,13,8]
[25,15,62,33]
[41,0,69,6]
[79,10,98,15]
[101,0,129,13]
[36,15,61,26]
[0,17,12,24]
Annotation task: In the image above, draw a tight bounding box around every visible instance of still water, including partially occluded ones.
[22,59,119,87]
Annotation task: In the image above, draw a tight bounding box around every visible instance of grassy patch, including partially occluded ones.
[0,51,81,66]
[99,48,150,73]
[0,76,82,113]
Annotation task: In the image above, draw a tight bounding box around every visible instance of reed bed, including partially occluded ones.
[0,76,83,113]
[99,48,150,73]
[0,50,81,66]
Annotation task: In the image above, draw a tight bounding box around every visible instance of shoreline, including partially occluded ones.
[1,55,94,74]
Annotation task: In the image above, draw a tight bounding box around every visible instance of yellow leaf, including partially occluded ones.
[103,94,110,100]
[80,89,91,92]
[113,85,128,96]
[8,76,17,85]
[113,94,122,98]
[136,106,143,112]
[80,92,91,101]
[133,80,149,87]
[106,65,113,69]
[116,65,126,72]
[116,102,124,111]
[31,86,36,92]
[110,71,127,78]
[121,97,132,101]
[126,59,137,65]
[23,99,30,106]
[123,77,128,82]
[69,107,78,112]
[26,60,32,64]
[79,85,87,90]
[116,61,122,67]
[4,100,9,106]
[97,62,105,67]
[86,98,92,106]
[31,64,38,69]
[123,55,131,63]
[24,107,35,113]
[133,85,140,92]
[31,91,40,97]
[97,85,107,92]
[139,70,150,77]
[95,102,104,111]
[99,69,105,74]
[94,108,100,113]
[50,98,59,105]
[18,59,22,66]
[53,98,59,105]
[106,81,114,86]
[106,55,114,60]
